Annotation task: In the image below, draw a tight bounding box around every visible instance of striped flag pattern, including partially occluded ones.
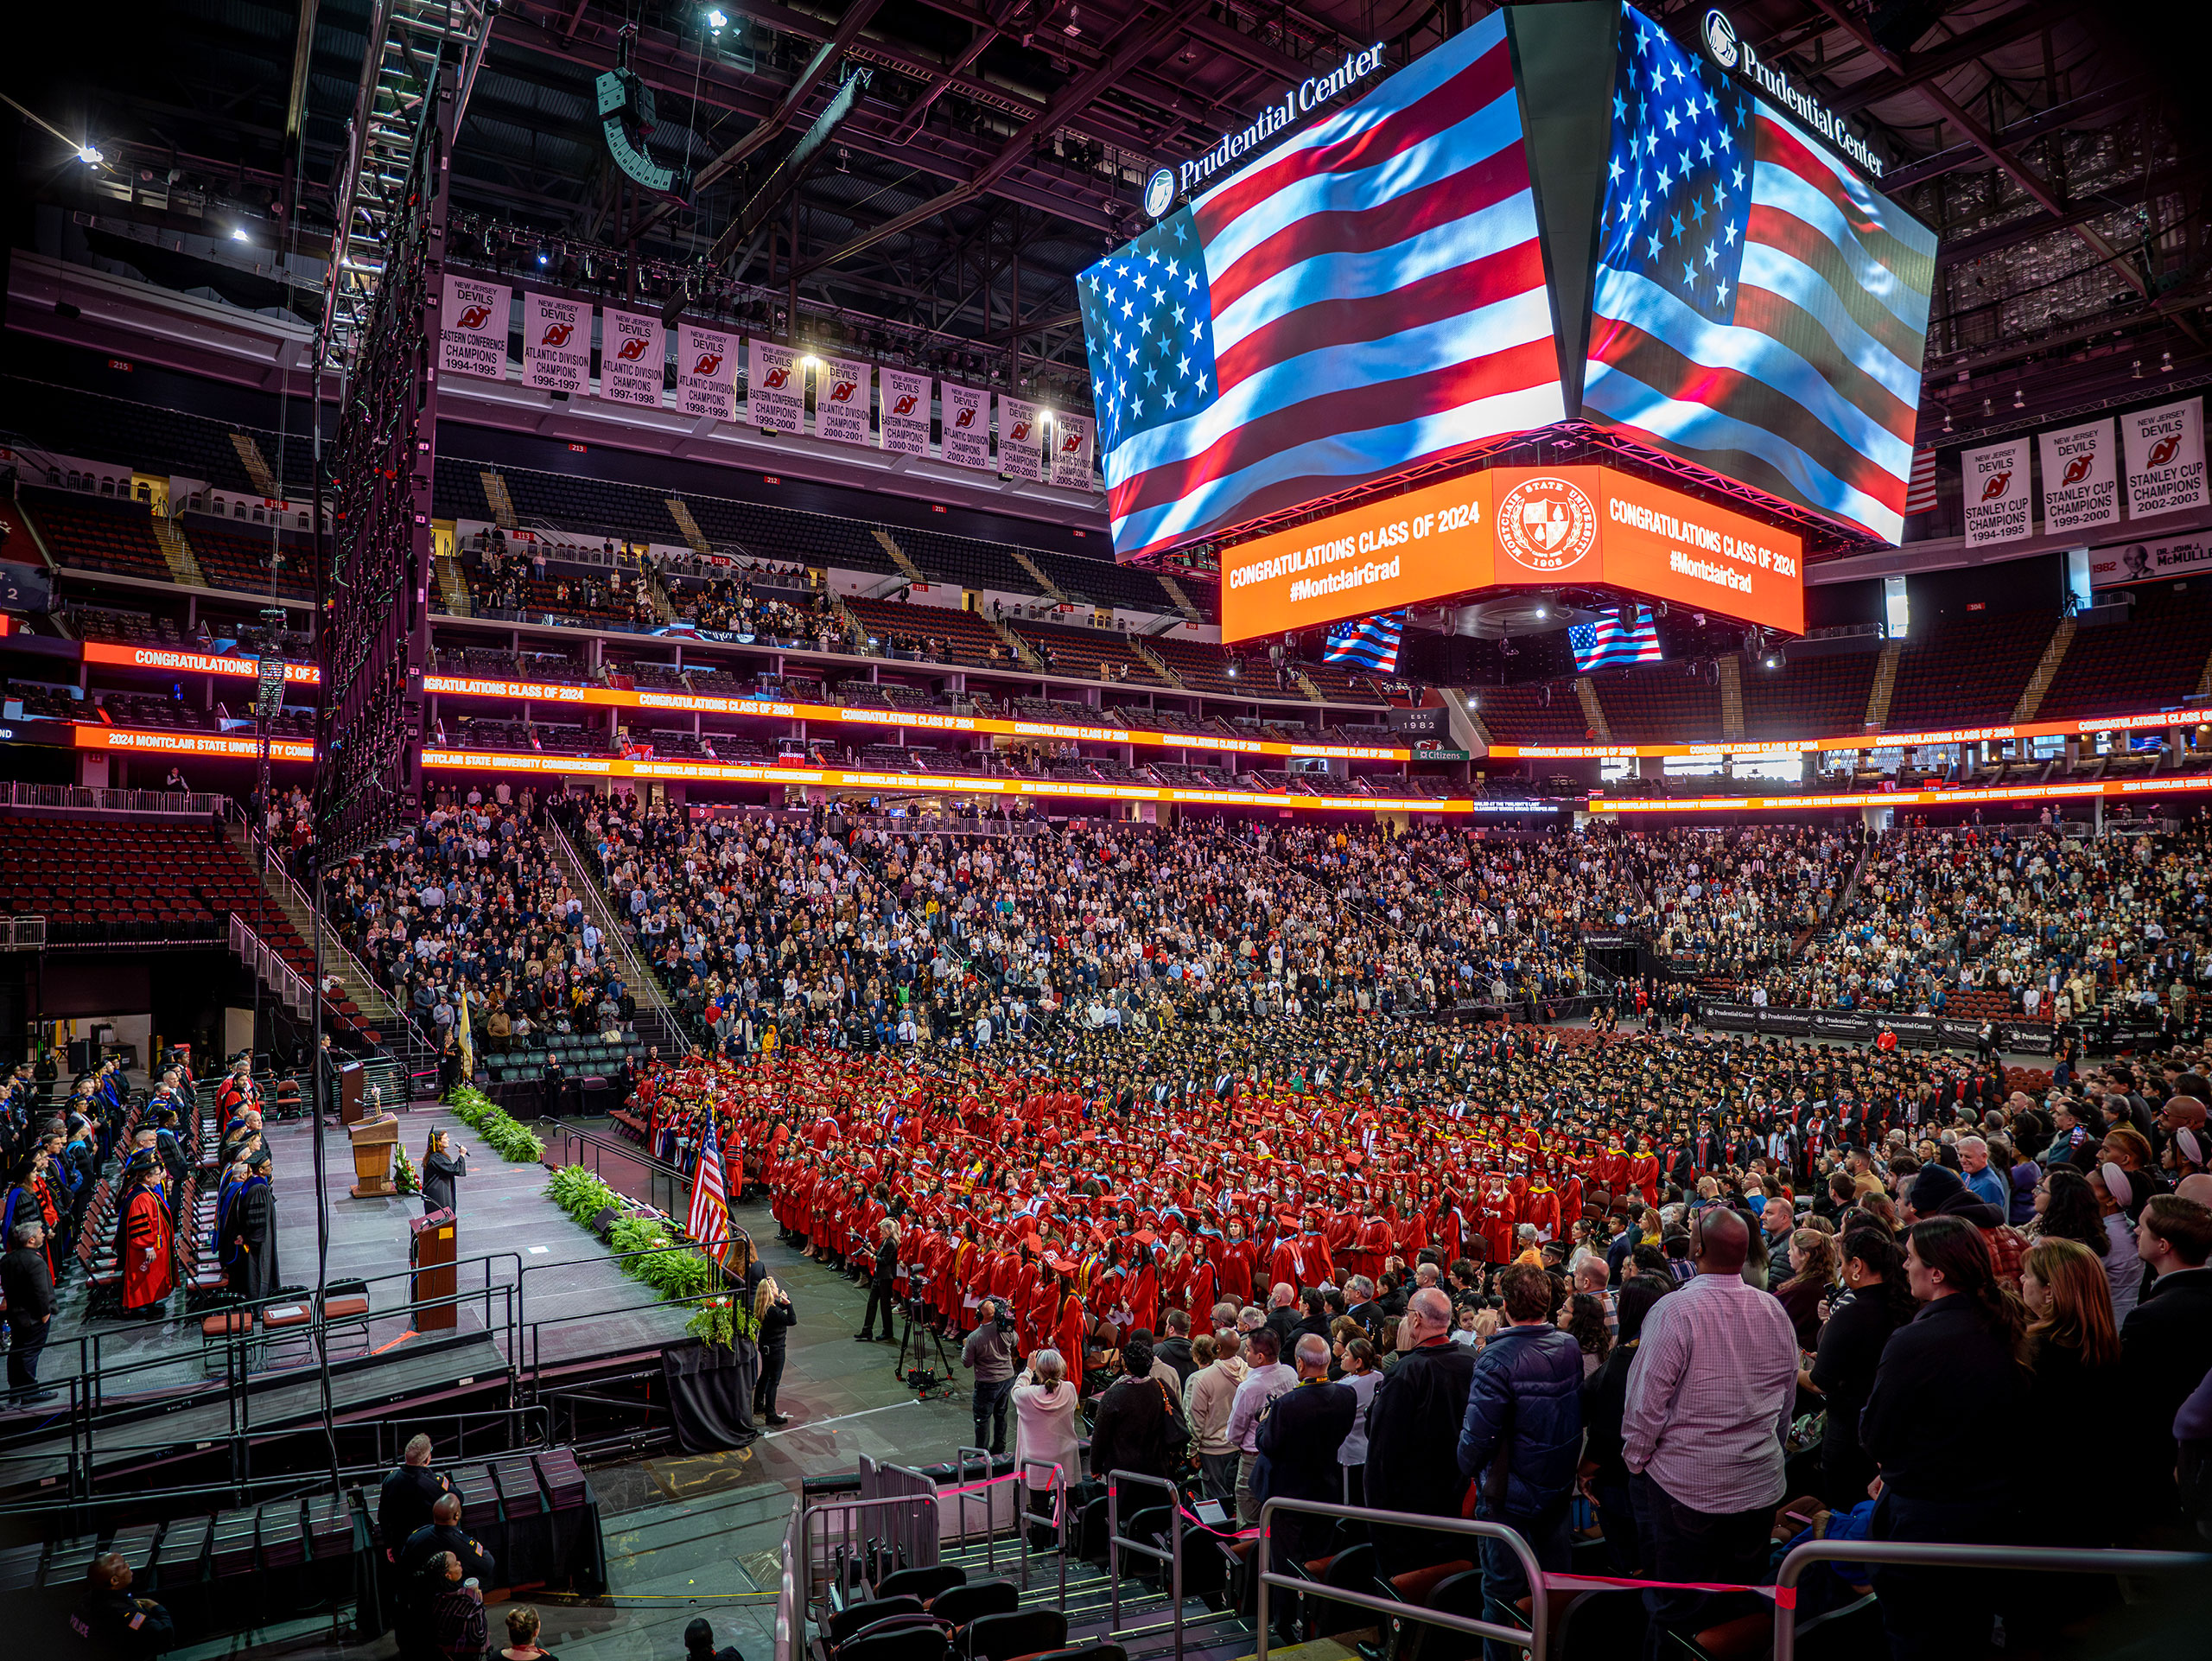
[1082,12,1563,563]
[1903,449,1939,514]
[687,1134,730,1262]
[1568,606,1665,672]
[1581,10,1936,545]
[1323,611,1405,672]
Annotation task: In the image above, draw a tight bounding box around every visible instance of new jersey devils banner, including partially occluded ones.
[1961,439,2031,546]
[997,396,1044,482]
[438,274,510,380]
[675,323,737,423]
[748,339,805,433]
[880,369,932,458]
[2124,398,2209,520]
[816,357,873,447]
[1049,412,1096,492]
[523,294,591,396]
[2037,418,2118,537]
[601,308,665,409]
[940,382,991,471]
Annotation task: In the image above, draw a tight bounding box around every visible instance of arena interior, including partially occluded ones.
[6,1,2212,1658]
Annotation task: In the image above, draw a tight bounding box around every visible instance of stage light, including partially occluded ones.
[1942,409,1953,433]
[2012,388,2024,410]
[1765,653,1781,669]
[803,354,821,372]
[78,144,100,165]
[537,249,550,266]
[2164,351,2175,373]
[1226,661,1239,678]
[706,7,728,26]
[232,226,251,243]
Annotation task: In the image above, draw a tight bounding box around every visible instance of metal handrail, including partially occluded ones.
[1253,1499,1548,1661]
[230,913,312,1016]
[1769,1540,2210,1661]
[3,781,229,818]
[1106,1467,1185,1658]
[795,1487,948,1622]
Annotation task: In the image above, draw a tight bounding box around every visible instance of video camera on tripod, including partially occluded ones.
[894,1269,959,1397]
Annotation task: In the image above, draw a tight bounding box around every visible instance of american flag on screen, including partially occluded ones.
[1903,449,1938,514]
[1323,611,1405,672]
[1569,606,1664,672]
[687,1136,730,1262]
[1582,10,1936,544]
[1080,12,1562,563]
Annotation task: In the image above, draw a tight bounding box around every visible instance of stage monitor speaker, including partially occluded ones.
[589,1206,622,1243]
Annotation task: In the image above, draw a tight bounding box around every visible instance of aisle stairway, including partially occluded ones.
[545,818,686,1055]
[221,819,413,1054]
[149,511,208,588]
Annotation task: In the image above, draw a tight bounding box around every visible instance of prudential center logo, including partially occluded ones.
[1703,9,1739,69]
[1144,169,1176,220]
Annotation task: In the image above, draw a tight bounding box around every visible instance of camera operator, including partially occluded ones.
[961,1296,1018,1456]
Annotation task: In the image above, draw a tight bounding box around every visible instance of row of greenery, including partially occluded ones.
[543,1165,753,1350]
[442,1085,548,1162]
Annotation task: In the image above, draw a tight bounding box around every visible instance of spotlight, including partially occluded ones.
[802,354,822,372]
[1534,604,1548,620]
[78,144,101,166]
[2164,351,2175,373]
[1942,409,1953,433]
[537,247,550,267]
[232,226,251,243]
[1765,653,1781,669]
[1226,660,1239,678]
[706,6,728,26]
[2012,388,2024,410]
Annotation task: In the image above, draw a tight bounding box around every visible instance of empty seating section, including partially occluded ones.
[433,454,499,522]
[842,598,1007,665]
[23,487,171,579]
[682,495,901,575]
[185,522,316,599]
[0,818,269,942]
[1142,635,1245,695]
[1598,665,1723,744]
[1885,611,2054,729]
[2037,590,2212,721]
[488,465,692,544]
[1012,619,1160,683]
[73,605,187,647]
[1741,652,1878,741]
[0,376,267,493]
[1474,683,1592,744]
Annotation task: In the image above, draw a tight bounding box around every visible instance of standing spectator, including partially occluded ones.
[1333,1333,1382,1507]
[1363,1288,1478,1575]
[1619,1208,1799,1661]
[73,1552,175,1657]
[2120,1195,2212,1526]
[1224,1328,1296,1526]
[1011,1349,1084,1495]
[1805,1230,1912,1508]
[1255,1333,1356,1639]
[1089,1335,1183,1483]
[1860,1218,2031,1661]
[1185,1328,1249,1503]
[2020,1238,2122,1548]
[960,1296,1016,1456]
[1580,1276,1672,1573]
[1456,1262,1585,1661]
[753,1277,794,1428]
[2,1219,55,1404]
[378,1435,451,1562]
[1155,1308,1198,1384]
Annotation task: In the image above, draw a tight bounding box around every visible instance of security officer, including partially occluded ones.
[398,1492,497,1588]
[378,1435,452,1559]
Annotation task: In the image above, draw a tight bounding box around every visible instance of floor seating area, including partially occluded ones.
[0,818,260,941]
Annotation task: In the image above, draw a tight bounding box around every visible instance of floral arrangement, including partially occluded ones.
[442,1084,547,1162]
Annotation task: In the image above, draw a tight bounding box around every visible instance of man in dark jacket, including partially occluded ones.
[378,1435,451,1559]
[1255,1333,1356,1639]
[1154,1309,1198,1386]
[1458,1263,1584,1661]
[71,1552,175,1657]
[1089,1336,1181,1482]
[398,1492,498,1587]
[3,1219,56,1403]
[2120,1195,2212,1525]
[1363,1288,1478,1575]
[855,1219,899,1342]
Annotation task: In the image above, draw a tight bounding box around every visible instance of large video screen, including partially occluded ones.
[1581,9,1936,544]
[1218,463,1802,642]
[1080,11,1566,565]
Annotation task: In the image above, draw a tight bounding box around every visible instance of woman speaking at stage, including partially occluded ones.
[423,1129,470,1217]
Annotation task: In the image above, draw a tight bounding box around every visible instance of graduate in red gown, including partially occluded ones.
[117,1155,175,1319]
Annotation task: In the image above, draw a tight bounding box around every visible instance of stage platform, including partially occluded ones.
[1,1103,696,1494]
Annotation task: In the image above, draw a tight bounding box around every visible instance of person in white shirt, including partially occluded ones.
[1223,1328,1295,1526]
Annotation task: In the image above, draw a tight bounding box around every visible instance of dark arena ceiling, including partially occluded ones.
[12,0,2212,525]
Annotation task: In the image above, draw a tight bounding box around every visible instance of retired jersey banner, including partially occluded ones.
[816,357,873,447]
[2037,418,2119,537]
[1049,411,1096,492]
[880,369,932,458]
[675,323,737,422]
[2124,398,2209,520]
[600,308,665,409]
[437,274,510,380]
[1961,439,2031,546]
[941,382,992,471]
[997,396,1044,482]
[522,293,591,396]
[748,338,805,433]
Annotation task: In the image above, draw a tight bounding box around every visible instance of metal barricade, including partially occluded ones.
[1253,1499,1548,1661]
[1106,1468,1185,1658]
[953,1450,1069,1602]
[798,1489,944,1620]
[1769,1540,2210,1661]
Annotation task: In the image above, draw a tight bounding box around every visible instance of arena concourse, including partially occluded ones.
[6,3,2212,1659]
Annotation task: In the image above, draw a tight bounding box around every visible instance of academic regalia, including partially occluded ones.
[118,1178,176,1314]
[222,1171,278,1301]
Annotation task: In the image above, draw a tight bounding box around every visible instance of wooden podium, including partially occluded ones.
[411,1208,458,1331]
[337,1061,365,1126]
[347,1114,400,1198]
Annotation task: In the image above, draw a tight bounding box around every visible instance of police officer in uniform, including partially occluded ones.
[398,1492,498,1588]
[378,1435,452,1560]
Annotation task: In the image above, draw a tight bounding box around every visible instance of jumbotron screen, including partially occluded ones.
[1580,9,1937,545]
[1079,10,1566,565]
[1218,464,1802,643]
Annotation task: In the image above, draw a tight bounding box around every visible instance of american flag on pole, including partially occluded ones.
[1081,12,1562,563]
[687,1135,730,1262]
[1322,612,1405,672]
[1582,10,1936,545]
[1568,606,1665,673]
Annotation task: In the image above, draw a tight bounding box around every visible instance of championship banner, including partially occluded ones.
[2037,418,2118,536]
[940,382,992,471]
[1961,438,2031,545]
[1048,411,1096,492]
[880,369,932,458]
[997,396,1044,482]
[437,274,510,380]
[815,356,873,447]
[676,323,738,423]
[522,293,591,396]
[2124,397,2209,520]
[2088,531,2212,589]
[748,338,806,433]
[600,308,666,409]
